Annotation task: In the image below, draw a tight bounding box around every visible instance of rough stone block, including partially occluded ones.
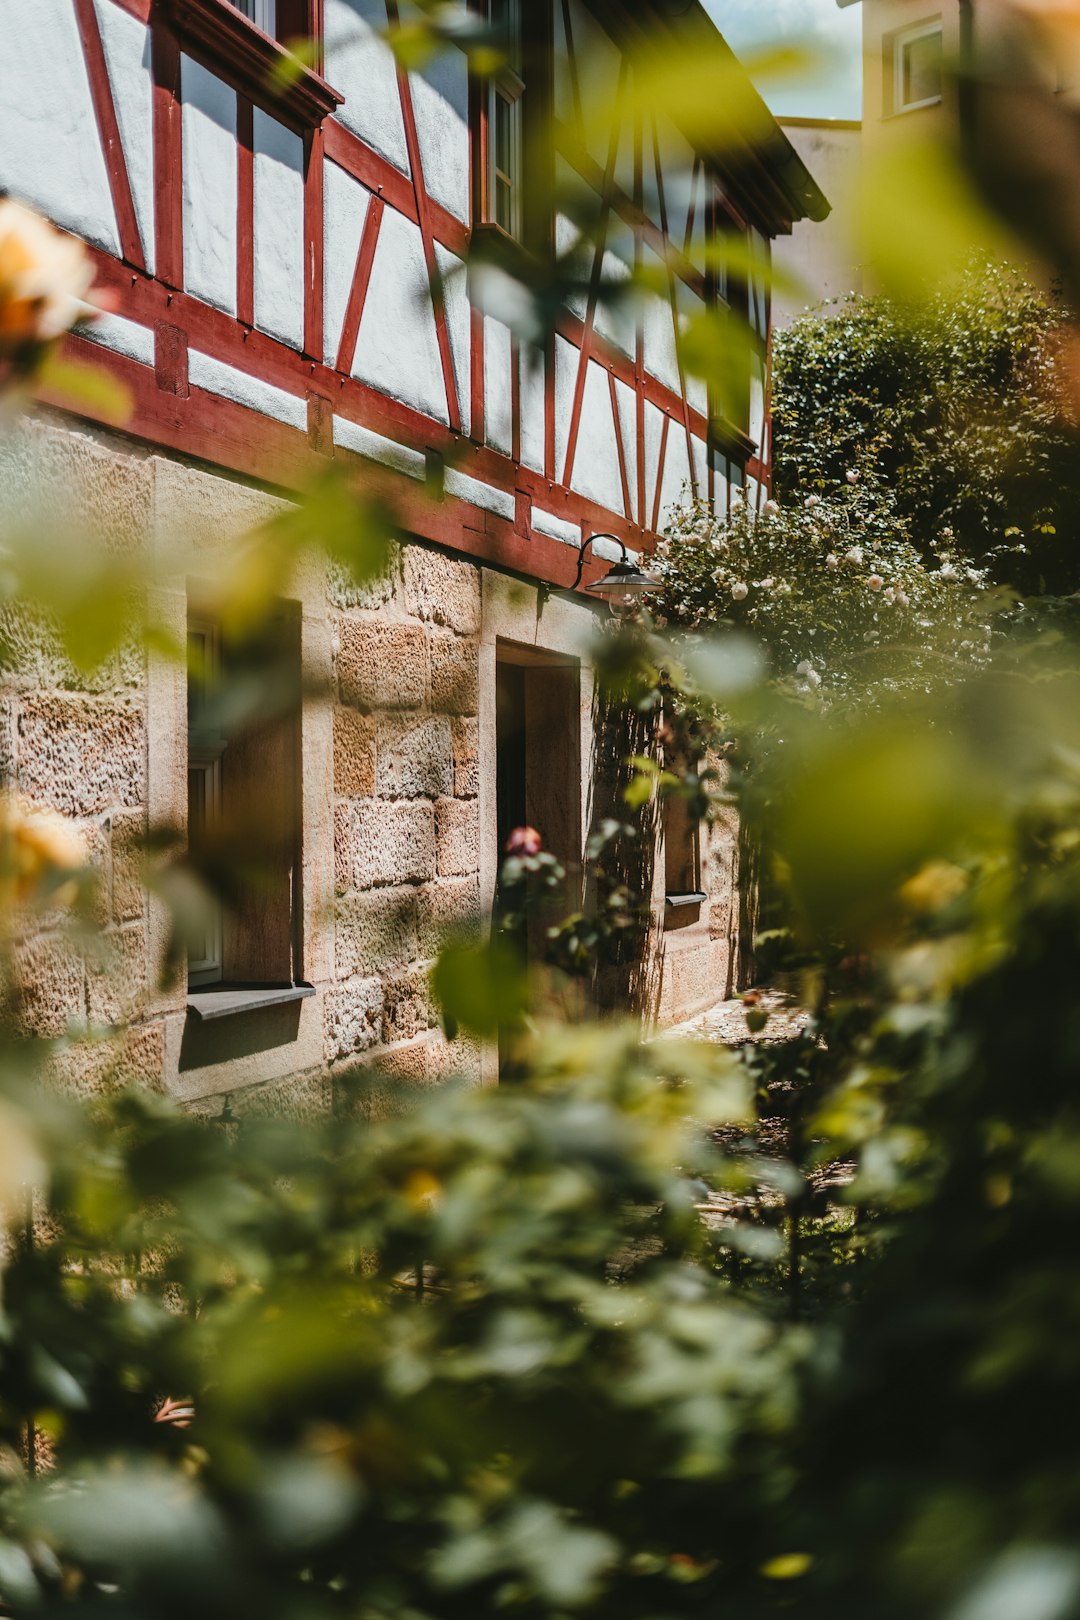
[17,695,145,817]
[428,631,479,716]
[383,964,436,1046]
[86,925,147,1028]
[333,1037,432,1120]
[334,802,353,896]
[403,547,482,634]
[376,714,453,800]
[335,886,417,980]
[324,975,384,1062]
[13,931,85,1038]
[36,424,153,555]
[46,1019,165,1100]
[231,1070,333,1120]
[338,620,426,710]
[451,716,479,798]
[415,876,482,959]
[425,1030,483,1085]
[334,706,376,798]
[152,456,289,555]
[110,810,146,924]
[349,800,435,889]
[328,543,401,611]
[435,797,480,878]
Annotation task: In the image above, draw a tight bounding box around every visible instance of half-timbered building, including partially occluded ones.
[0,0,826,1109]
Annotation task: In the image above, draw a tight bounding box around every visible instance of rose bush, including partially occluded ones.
[651,466,993,704]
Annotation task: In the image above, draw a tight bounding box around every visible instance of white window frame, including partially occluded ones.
[488,0,525,240]
[892,20,944,114]
[230,0,277,37]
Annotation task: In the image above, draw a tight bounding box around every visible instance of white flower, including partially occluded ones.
[867,574,884,592]
[730,490,746,509]
[845,469,859,484]
[763,499,780,517]
[965,568,982,584]
[757,576,775,590]
[825,553,838,570]
[0,199,97,356]
[730,581,749,601]
[941,526,954,540]
[896,589,910,608]
[845,546,864,566]
[939,562,958,582]
[805,494,822,510]
[883,587,896,605]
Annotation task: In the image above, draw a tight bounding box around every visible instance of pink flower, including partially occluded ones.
[506,826,542,857]
[867,574,884,592]
[825,553,838,570]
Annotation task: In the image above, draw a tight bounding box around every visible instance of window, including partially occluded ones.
[487,0,525,239]
[891,21,944,113]
[663,790,704,930]
[186,597,309,1011]
[162,0,337,124]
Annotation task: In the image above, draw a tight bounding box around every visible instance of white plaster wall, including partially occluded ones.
[657,427,693,528]
[182,56,237,316]
[566,0,621,169]
[333,415,426,477]
[81,310,155,367]
[253,109,305,349]
[189,350,306,430]
[643,400,666,523]
[411,49,469,224]
[0,0,119,254]
[354,206,447,423]
[484,317,513,457]
[554,335,579,483]
[322,160,371,366]
[593,243,635,358]
[641,244,680,394]
[445,467,514,521]
[691,433,709,495]
[654,115,696,247]
[519,348,545,475]
[749,361,766,451]
[569,359,624,516]
[436,243,471,437]
[614,376,638,523]
[93,0,155,273]
[325,0,410,176]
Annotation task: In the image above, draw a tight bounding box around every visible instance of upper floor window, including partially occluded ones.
[891,20,944,113]
[231,0,276,31]
[488,0,525,239]
[163,0,338,125]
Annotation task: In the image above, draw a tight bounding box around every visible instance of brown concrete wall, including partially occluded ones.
[0,414,741,1112]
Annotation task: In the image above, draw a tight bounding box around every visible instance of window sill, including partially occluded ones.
[187,983,315,1021]
[665,892,707,910]
[161,0,342,129]
[709,417,758,463]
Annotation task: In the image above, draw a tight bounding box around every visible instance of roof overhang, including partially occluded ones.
[588,0,832,232]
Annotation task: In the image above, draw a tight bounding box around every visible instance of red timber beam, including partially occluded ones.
[385,0,462,434]
[237,96,255,327]
[75,0,146,270]
[335,193,385,375]
[151,20,183,289]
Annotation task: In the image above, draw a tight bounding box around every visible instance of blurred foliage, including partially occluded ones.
[4,7,1080,1618]
[773,261,1080,598]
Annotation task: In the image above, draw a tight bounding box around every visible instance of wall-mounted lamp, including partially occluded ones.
[572,533,660,618]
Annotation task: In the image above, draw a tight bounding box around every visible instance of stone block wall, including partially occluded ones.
[327,542,483,1088]
[0,412,744,1116]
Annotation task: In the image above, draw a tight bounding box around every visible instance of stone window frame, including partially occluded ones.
[146,459,334,1103]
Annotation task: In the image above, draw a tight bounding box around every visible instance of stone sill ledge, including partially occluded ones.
[187,984,316,1021]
